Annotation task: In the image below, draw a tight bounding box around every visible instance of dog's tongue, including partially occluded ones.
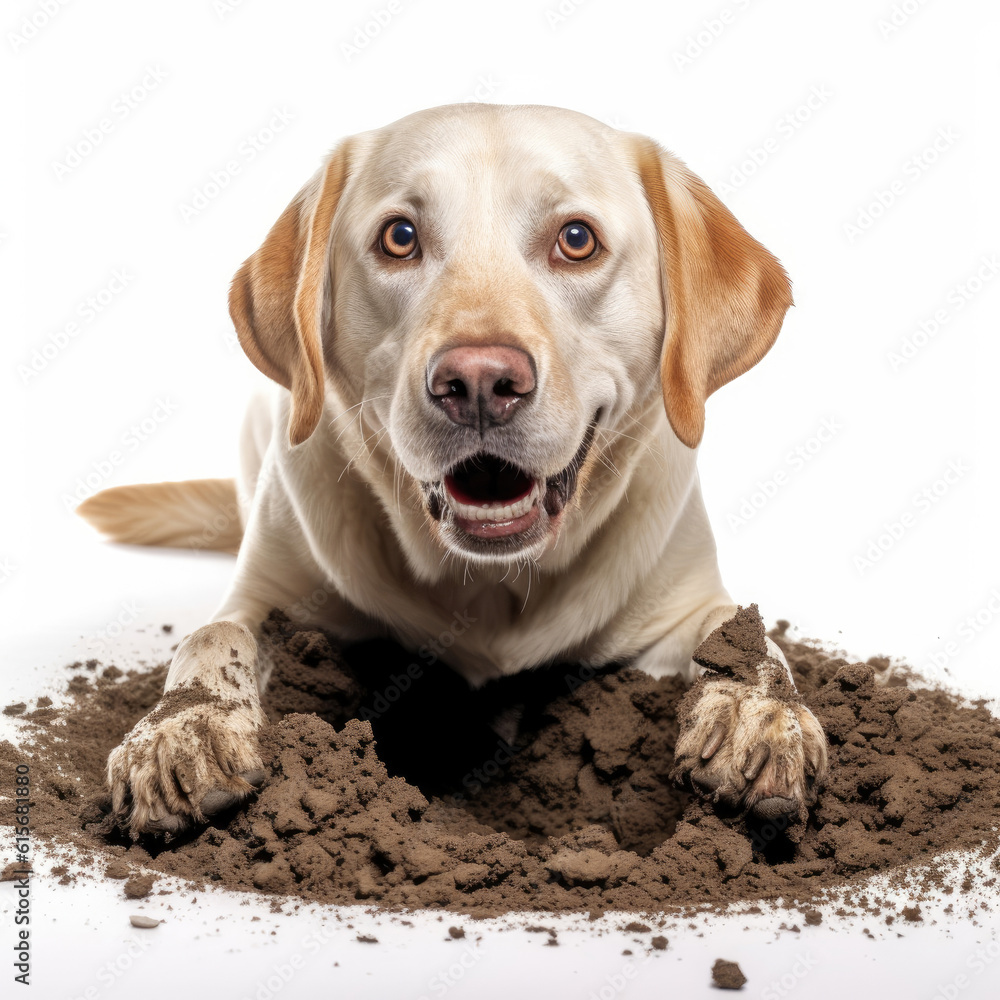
[692,604,769,682]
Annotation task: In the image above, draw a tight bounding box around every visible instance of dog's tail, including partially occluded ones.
[75,479,243,554]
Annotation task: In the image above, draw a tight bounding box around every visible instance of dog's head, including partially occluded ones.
[230,105,791,566]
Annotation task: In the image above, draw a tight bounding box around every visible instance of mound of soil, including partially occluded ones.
[3,606,1000,918]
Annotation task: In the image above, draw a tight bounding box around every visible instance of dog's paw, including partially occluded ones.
[107,685,267,838]
[671,671,827,824]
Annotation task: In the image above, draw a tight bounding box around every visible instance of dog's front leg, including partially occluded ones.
[107,617,269,837]
[106,525,354,837]
[641,604,828,824]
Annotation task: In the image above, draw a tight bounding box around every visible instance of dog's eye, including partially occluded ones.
[380,218,419,259]
[556,222,596,261]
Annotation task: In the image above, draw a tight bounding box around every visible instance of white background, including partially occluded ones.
[3,0,1000,997]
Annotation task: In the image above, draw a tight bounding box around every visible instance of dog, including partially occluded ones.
[78,104,827,837]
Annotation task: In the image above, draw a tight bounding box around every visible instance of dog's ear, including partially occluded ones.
[633,137,792,448]
[229,142,351,446]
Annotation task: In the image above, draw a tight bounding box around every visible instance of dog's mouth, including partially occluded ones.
[422,417,598,556]
[444,457,542,539]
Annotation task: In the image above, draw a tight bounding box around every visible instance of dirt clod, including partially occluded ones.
[105,859,130,879]
[712,958,747,989]
[123,874,155,899]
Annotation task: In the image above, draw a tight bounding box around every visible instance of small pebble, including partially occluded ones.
[129,915,160,929]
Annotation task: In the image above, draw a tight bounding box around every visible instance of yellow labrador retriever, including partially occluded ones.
[79,104,827,836]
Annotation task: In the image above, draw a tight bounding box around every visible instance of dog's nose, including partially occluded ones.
[427,345,535,429]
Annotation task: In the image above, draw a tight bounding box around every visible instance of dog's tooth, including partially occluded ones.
[446,479,541,523]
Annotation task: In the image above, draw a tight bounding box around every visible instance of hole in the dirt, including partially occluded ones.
[329,639,688,857]
[371,851,395,875]
[745,816,801,866]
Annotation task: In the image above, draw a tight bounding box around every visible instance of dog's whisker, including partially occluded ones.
[330,395,390,449]
[357,428,389,471]
[518,558,536,614]
[331,407,364,449]
[378,434,396,480]
[327,394,392,427]
[595,453,623,479]
[596,423,664,470]
[392,456,404,519]
[337,413,385,482]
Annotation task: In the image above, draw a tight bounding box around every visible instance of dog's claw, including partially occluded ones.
[672,676,827,828]
[742,742,770,781]
[145,813,190,835]
[752,795,799,821]
[701,721,727,759]
[198,789,242,815]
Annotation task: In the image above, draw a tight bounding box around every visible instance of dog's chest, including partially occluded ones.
[412,578,550,685]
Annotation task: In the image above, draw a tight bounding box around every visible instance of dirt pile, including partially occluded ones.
[3,607,1000,917]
